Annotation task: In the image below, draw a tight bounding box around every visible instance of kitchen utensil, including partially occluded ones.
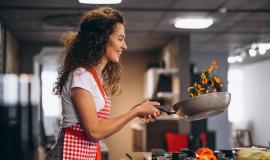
[156,92,231,121]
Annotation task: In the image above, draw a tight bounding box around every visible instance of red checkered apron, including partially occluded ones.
[62,68,111,160]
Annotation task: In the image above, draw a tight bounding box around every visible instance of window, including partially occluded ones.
[41,69,61,117]
[228,68,243,122]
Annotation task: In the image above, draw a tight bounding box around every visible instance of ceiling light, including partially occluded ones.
[258,43,270,55]
[79,0,121,4]
[219,7,227,14]
[248,48,257,57]
[235,56,243,62]
[227,56,237,63]
[227,55,243,63]
[174,18,213,29]
[251,43,258,49]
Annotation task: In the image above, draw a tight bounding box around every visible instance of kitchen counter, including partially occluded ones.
[126,152,151,160]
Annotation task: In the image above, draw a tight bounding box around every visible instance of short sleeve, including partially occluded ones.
[71,68,94,94]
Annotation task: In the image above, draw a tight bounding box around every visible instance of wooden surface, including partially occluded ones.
[126,152,152,160]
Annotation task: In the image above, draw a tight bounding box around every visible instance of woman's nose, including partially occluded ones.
[122,41,127,50]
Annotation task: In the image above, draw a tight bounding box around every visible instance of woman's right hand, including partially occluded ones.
[131,100,161,122]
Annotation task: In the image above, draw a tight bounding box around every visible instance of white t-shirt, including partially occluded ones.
[61,67,105,128]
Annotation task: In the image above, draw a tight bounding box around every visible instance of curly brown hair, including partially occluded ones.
[53,7,124,96]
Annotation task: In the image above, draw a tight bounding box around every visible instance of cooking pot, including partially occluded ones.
[156,92,231,121]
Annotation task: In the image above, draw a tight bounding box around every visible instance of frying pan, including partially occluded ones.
[156,92,231,121]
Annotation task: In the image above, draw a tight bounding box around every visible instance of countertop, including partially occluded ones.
[126,152,152,160]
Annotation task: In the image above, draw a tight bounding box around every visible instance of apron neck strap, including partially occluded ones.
[89,67,106,98]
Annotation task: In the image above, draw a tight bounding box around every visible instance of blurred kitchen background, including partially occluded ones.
[0,0,270,159]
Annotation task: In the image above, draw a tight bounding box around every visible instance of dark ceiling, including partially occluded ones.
[0,0,270,56]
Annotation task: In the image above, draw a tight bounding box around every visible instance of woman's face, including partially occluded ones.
[104,23,127,63]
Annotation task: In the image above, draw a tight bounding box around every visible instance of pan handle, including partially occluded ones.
[155,106,176,115]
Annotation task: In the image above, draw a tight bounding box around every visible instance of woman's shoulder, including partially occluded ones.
[72,67,94,80]
[73,67,87,74]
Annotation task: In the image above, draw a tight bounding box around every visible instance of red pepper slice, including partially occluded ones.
[195,147,217,160]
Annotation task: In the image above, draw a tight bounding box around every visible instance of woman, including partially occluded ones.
[46,7,161,160]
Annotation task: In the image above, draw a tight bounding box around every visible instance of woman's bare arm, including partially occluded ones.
[71,87,160,141]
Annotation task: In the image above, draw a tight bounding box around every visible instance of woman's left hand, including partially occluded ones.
[131,100,161,123]
[142,112,160,123]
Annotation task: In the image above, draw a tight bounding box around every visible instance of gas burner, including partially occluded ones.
[151,149,236,160]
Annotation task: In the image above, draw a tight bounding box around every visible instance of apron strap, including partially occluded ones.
[89,67,106,99]
[63,127,86,139]
[89,67,106,160]
[96,145,102,160]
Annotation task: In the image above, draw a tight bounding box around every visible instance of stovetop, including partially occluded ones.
[152,149,236,160]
